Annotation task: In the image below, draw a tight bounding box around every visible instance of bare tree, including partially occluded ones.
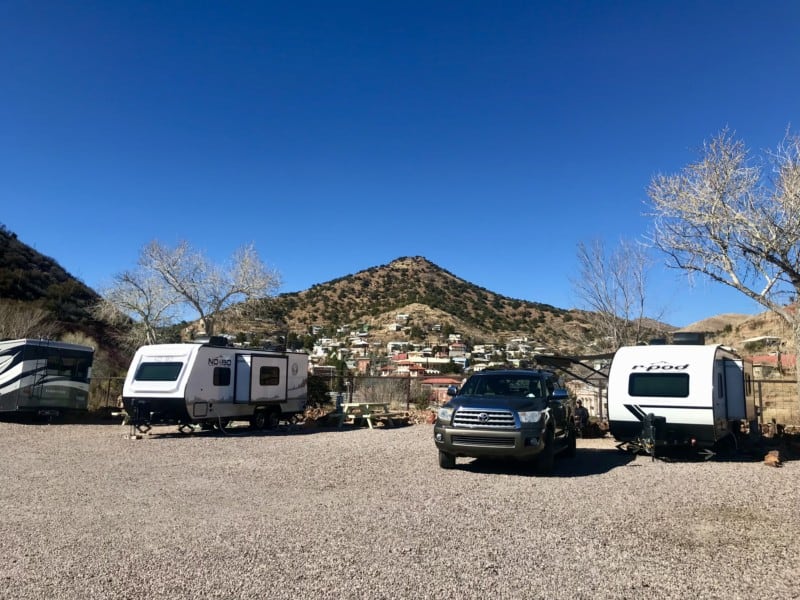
[573,239,659,350]
[648,128,800,374]
[141,240,281,337]
[0,300,56,339]
[95,268,181,346]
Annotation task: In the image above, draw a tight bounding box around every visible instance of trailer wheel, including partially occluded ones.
[250,410,267,431]
[266,410,281,429]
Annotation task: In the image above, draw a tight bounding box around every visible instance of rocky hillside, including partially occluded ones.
[211,256,668,353]
[0,224,128,373]
[682,311,797,352]
[0,224,100,326]
[7,220,791,358]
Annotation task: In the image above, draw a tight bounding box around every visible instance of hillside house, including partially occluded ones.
[449,342,467,357]
[751,353,797,378]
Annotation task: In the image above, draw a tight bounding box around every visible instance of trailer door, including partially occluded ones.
[250,355,288,403]
[712,358,729,435]
[724,359,746,420]
[234,355,252,403]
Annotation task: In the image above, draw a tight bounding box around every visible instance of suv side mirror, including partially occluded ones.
[447,385,459,397]
[550,388,569,401]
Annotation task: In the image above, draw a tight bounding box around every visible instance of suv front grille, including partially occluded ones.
[451,435,516,448]
[453,408,516,429]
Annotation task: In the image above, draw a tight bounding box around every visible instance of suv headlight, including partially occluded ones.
[518,410,542,423]
[437,407,454,423]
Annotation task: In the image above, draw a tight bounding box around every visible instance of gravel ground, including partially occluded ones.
[0,419,798,600]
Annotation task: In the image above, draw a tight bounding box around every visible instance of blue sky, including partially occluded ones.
[2,1,798,328]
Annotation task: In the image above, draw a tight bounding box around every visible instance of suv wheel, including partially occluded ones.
[565,424,577,458]
[536,427,555,474]
[438,450,456,469]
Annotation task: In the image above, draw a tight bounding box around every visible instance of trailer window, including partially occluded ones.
[259,366,280,386]
[135,362,183,381]
[629,373,689,397]
[213,367,231,386]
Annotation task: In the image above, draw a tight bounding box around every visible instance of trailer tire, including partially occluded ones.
[267,410,281,429]
[250,410,267,431]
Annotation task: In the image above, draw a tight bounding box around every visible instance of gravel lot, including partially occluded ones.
[0,419,798,600]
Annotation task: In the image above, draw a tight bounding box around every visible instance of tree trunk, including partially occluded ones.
[793,318,800,408]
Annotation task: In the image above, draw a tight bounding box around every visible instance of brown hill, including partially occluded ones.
[209,256,668,353]
[681,310,796,352]
[0,224,127,373]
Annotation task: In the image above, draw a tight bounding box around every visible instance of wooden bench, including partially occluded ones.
[335,403,409,429]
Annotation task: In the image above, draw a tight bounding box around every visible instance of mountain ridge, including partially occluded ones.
[5,225,789,357]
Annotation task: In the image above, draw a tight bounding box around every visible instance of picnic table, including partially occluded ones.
[336,402,408,429]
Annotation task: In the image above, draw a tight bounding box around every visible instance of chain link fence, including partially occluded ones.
[88,374,799,426]
[755,378,799,426]
[312,375,434,411]
[89,375,437,414]
[88,377,125,412]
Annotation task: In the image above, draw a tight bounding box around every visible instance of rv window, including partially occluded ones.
[259,366,280,386]
[46,355,91,380]
[213,367,231,386]
[135,362,183,381]
[629,373,689,397]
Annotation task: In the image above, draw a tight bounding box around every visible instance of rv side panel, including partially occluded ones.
[122,343,308,428]
[0,339,93,414]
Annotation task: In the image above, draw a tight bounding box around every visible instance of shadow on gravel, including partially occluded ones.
[457,447,636,478]
[136,423,347,440]
[0,412,123,426]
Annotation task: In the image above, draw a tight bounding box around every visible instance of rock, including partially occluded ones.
[764,449,783,467]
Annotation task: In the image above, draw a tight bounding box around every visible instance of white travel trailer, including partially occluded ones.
[122,338,308,432]
[608,343,756,451]
[0,338,94,415]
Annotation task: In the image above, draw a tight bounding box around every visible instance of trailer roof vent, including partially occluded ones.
[673,332,706,345]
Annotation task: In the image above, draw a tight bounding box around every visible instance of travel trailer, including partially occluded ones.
[608,343,756,452]
[122,338,308,432]
[0,338,94,415]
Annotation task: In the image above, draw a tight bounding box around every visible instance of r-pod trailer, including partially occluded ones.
[122,338,308,433]
[607,343,757,457]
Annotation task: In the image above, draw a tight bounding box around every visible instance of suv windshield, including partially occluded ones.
[460,374,547,398]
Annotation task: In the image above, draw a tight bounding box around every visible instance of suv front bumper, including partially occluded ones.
[434,423,546,459]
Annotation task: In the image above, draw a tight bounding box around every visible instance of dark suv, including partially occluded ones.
[433,369,576,472]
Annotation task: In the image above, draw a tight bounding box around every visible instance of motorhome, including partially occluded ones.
[0,338,94,415]
[608,343,756,451]
[122,338,308,432]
